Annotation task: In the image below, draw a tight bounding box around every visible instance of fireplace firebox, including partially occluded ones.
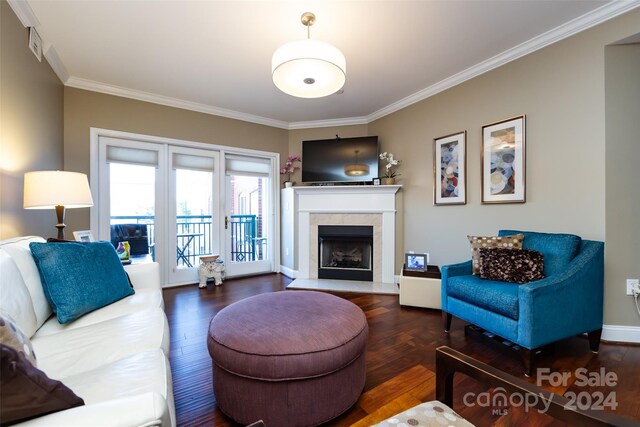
[318,225,373,281]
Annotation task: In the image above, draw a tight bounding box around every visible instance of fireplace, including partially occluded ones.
[318,225,373,281]
[285,185,400,283]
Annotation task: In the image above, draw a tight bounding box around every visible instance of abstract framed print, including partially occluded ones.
[434,131,466,205]
[481,115,526,204]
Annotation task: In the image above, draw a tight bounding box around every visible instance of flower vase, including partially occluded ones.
[284,181,293,188]
[381,177,396,185]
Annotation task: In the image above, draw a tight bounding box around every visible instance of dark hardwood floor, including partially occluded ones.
[164,274,640,426]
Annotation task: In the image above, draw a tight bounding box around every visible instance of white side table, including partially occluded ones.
[399,265,441,309]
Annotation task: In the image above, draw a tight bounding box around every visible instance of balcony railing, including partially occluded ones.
[110,214,265,267]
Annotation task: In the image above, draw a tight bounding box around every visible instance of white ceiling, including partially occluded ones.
[16,1,639,128]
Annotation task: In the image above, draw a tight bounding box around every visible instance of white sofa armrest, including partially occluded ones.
[15,392,172,427]
[124,262,161,291]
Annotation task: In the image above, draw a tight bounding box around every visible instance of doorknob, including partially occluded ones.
[225,216,229,230]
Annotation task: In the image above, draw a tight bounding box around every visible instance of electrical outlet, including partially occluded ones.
[627,279,640,296]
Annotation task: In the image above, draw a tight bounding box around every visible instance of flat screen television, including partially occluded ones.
[302,136,379,184]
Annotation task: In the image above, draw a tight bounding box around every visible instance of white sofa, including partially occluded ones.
[0,236,175,426]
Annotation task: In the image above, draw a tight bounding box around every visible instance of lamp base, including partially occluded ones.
[55,205,66,240]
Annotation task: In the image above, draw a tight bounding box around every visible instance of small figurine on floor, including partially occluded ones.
[198,255,225,288]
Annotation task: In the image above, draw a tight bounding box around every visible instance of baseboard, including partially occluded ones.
[602,324,640,344]
[280,265,297,279]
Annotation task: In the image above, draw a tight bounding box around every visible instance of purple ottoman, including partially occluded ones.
[207,291,368,426]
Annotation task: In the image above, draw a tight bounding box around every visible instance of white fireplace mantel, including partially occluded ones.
[282,185,401,284]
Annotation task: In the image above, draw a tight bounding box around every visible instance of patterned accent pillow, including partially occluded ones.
[468,234,524,274]
[373,400,474,427]
[479,248,545,284]
[0,313,36,366]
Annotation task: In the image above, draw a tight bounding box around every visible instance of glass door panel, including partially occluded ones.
[109,163,156,263]
[225,172,272,276]
[169,147,220,285]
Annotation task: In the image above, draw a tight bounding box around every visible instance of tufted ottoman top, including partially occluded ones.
[208,291,368,380]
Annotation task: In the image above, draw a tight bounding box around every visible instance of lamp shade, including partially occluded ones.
[272,39,346,98]
[24,171,94,209]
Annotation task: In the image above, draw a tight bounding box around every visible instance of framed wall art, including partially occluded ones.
[481,115,526,204]
[434,131,466,205]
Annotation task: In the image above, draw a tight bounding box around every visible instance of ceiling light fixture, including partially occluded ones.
[272,12,346,98]
[344,150,369,176]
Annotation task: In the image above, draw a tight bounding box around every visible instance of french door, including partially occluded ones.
[168,146,220,284]
[223,155,273,277]
[91,129,278,287]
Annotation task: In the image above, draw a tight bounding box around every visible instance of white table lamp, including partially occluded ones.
[24,171,94,239]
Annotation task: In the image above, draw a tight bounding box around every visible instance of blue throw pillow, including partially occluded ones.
[29,242,135,324]
[498,230,581,277]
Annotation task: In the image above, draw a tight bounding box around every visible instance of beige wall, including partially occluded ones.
[0,0,64,239]
[63,87,289,230]
[605,43,640,327]
[368,8,640,327]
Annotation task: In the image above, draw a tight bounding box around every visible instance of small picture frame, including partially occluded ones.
[372,178,381,186]
[73,230,94,242]
[405,253,428,271]
[434,131,467,205]
[28,27,42,62]
[482,115,526,204]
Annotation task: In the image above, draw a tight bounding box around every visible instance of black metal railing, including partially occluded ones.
[110,214,265,267]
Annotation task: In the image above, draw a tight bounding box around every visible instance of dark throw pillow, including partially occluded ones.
[468,234,524,275]
[479,248,545,284]
[0,314,37,367]
[0,344,84,425]
[29,241,135,324]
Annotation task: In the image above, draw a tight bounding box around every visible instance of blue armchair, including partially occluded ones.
[441,230,604,376]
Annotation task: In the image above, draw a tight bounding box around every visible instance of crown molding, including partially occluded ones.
[44,46,69,84]
[288,116,368,130]
[65,77,290,129]
[32,0,640,130]
[7,0,39,27]
[366,0,640,123]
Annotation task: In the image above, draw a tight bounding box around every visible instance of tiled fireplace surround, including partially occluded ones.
[294,185,401,284]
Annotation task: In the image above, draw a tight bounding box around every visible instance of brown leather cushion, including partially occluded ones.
[479,248,545,284]
[0,344,84,425]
